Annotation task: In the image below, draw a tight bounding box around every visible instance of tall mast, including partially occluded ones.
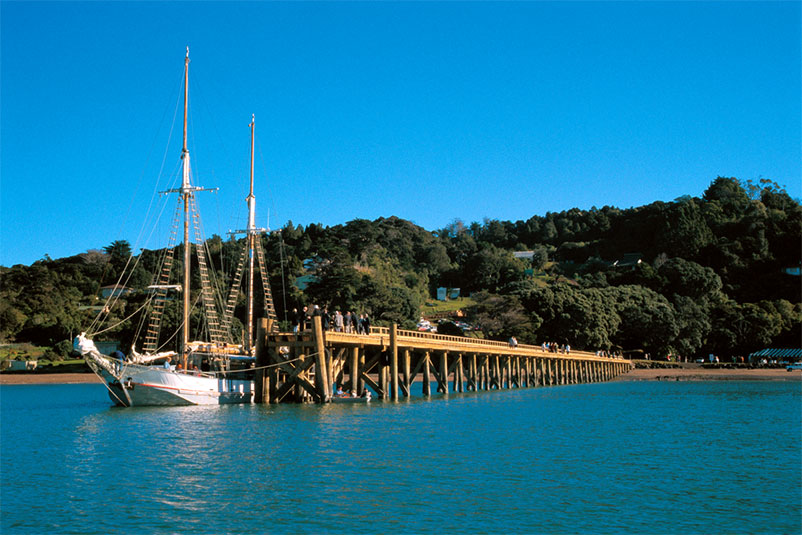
[157,48,218,359]
[246,115,256,352]
[225,114,265,353]
[181,47,192,361]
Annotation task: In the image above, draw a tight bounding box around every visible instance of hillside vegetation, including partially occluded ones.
[1,177,799,360]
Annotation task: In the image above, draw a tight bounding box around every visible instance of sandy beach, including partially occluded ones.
[2,367,800,385]
[616,367,802,382]
[0,373,103,385]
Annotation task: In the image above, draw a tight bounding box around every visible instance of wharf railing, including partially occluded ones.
[254,318,632,404]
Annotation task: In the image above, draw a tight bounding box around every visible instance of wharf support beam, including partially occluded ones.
[255,322,633,404]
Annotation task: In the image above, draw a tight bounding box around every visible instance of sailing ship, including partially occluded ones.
[75,50,277,406]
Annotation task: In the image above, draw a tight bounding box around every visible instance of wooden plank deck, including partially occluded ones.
[254,318,632,403]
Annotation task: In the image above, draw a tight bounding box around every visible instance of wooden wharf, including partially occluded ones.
[254,317,633,403]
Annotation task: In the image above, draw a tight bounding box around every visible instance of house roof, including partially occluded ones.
[613,253,643,267]
[748,348,802,358]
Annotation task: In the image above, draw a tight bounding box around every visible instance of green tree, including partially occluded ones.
[0,300,26,342]
[656,198,713,258]
[512,283,619,350]
[530,245,549,271]
[304,252,362,310]
[703,176,751,216]
[435,321,464,336]
[604,285,679,357]
[709,301,785,357]
[670,295,711,358]
[467,291,534,343]
[102,240,133,281]
[355,278,421,327]
[657,257,722,301]
[463,246,526,292]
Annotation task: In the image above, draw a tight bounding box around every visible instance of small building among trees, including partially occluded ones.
[100,284,132,298]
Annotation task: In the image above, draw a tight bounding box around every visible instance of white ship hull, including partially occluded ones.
[78,336,253,407]
[99,365,253,407]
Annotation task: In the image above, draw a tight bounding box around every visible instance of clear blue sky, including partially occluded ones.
[2,1,800,267]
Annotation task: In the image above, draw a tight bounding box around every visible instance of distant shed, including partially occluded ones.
[748,348,802,364]
[2,360,37,371]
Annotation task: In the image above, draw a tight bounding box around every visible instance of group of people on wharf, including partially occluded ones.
[508,338,574,354]
[542,341,571,354]
[505,339,624,359]
[286,309,625,361]
[291,305,371,335]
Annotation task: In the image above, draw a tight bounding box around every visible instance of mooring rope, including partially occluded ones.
[84,351,313,409]
[183,354,312,376]
[100,352,310,379]
[88,301,150,338]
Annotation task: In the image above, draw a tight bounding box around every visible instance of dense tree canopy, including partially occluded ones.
[1,177,799,359]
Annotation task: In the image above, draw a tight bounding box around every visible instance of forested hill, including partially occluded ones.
[1,177,799,360]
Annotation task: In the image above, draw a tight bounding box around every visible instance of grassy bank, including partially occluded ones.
[1,359,90,374]
[422,296,476,317]
[1,342,89,373]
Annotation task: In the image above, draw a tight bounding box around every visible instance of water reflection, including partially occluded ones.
[2,382,800,534]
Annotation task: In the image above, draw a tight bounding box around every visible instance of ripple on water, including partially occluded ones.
[1,382,800,534]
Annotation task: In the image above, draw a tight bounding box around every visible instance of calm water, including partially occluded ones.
[1,381,800,534]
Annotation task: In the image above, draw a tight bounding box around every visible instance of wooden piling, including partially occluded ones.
[349,346,359,395]
[439,351,448,393]
[358,348,366,395]
[469,354,478,391]
[312,315,330,402]
[254,318,268,403]
[422,351,431,396]
[260,323,632,403]
[390,324,399,401]
[402,348,411,397]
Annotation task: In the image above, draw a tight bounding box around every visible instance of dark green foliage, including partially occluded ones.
[506,283,618,350]
[530,245,549,271]
[0,259,95,345]
[670,295,712,358]
[304,251,362,310]
[704,177,752,214]
[451,177,799,358]
[656,257,722,300]
[466,291,534,343]
[459,246,527,292]
[1,177,798,360]
[604,285,680,358]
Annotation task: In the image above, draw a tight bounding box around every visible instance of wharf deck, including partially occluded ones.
[254,318,632,404]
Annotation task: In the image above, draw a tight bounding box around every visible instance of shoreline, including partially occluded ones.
[2,368,800,385]
[0,373,103,385]
[616,367,801,382]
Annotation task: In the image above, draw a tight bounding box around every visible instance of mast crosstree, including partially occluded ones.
[147,48,219,360]
[139,51,277,358]
[226,115,280,354]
